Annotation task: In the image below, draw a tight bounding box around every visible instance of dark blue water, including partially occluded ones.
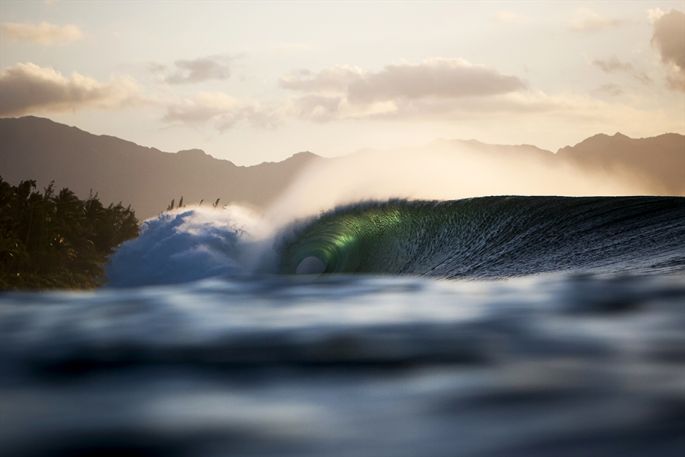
[2,196,685,456]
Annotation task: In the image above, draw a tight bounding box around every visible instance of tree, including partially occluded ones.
[0,177,139,290]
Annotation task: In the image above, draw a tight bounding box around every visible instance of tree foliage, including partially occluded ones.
[0,177,138,289]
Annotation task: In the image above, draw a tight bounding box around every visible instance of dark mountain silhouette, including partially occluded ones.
[0,116,683,218]
[0,116,321,218]
[557,132,685,195]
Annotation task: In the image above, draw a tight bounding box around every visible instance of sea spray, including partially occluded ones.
[107,205,263,287]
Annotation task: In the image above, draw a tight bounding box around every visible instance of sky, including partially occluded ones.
[1,0,684,165]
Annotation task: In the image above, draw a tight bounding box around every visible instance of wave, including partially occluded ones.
[106,196,685,286]
[107,206,260,287]
[276,196,685,278]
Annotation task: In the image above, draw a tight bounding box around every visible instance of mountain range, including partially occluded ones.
[1,116,683,218]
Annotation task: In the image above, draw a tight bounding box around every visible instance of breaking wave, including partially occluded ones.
[107,196,685,286]
[277,196,685,277]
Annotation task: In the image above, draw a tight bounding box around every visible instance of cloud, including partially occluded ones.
[162,92,279,131]
[495,11,528,24]
[290,95,346,122]
[0,63,139,116]
[280,66,364,92]
[280,59,548,122]
[282,58,526,104]
[569,8,624,31]
[279,57,680,133]
[651,9,685,91]
[0,21,82,45]
[350,59,526,103]
[163,92,240,124]
[151,55,234,84]
[647,8,666,24]
[592,57,651,84]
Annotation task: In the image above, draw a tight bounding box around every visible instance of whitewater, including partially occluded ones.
[1,195,685,456]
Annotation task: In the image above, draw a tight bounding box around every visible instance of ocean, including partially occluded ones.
[1,196,684,456]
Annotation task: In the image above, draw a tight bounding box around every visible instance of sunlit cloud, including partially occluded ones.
[0,63,139,116]
[289,94,345,123]
[282,58,526,104]
[279,57,678,139]
[162,92,279,131]
[281,58,537,121]
[151,55,234,84]
[349,59,526,103]
[280,66,364,93]
[0,21,83,45]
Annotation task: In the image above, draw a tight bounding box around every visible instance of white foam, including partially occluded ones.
[107,206,262,287]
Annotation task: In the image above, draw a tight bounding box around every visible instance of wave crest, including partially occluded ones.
[276,196,685,277]
[107,206,259,287]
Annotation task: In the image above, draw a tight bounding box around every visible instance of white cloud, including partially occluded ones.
[271,42,315,55]
[280,66,364,92]
[0,63,139,116]
[152,55,234,84]
[162,92,279,131]
[289,94,399,122]
[289,95,344,123]
[569,8,624,31]
[163,92,240,124]
[0,21,82,45]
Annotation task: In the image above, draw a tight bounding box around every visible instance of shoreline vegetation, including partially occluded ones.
[0,177,138,290]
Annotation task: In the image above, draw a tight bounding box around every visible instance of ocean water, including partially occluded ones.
[1,196,685,456]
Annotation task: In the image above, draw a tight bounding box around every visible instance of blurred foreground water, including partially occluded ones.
[1,272,685,457]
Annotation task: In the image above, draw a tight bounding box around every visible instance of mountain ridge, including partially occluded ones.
[0,116,322,217]
[1,116,683,217]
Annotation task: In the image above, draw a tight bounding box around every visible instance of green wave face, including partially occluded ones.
[280,204,406,274]
[277,197,685,278]
[278,198,508,275]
